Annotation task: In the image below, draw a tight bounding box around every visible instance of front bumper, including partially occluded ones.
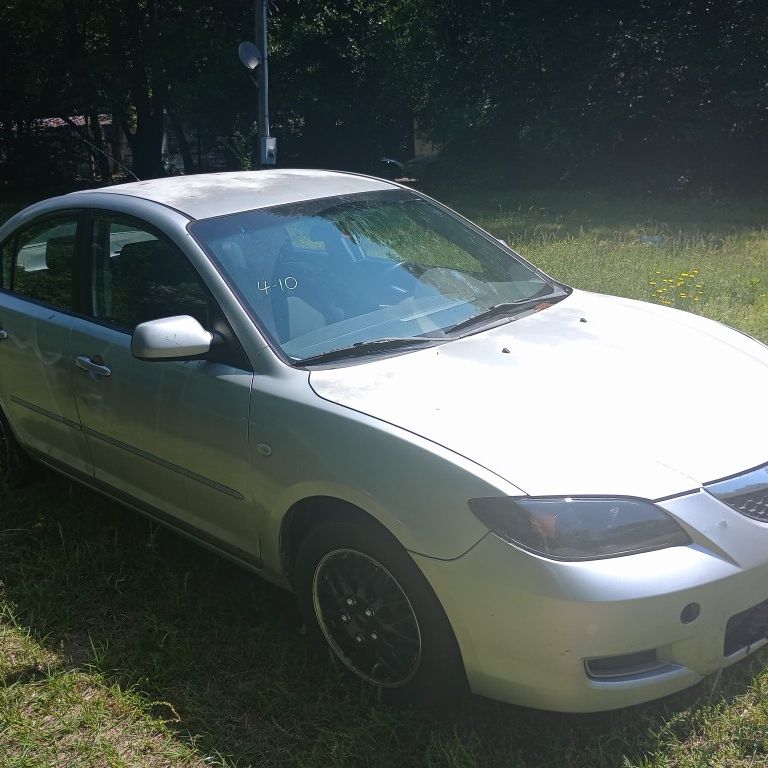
[413,490,768,712]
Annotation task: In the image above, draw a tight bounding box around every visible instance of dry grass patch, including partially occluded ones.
[0,664,206,768]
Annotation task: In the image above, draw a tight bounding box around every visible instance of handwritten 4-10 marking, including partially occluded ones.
[257,276,299,295]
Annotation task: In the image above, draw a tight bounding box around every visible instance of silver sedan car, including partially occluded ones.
[1,170,767,711]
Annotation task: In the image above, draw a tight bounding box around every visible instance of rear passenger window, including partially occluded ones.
[91,217,210,331]
[11,218,78,310]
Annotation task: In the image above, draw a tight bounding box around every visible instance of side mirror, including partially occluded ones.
[131,315,213,361]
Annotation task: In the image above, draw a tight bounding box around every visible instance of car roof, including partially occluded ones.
[69,169,399,220]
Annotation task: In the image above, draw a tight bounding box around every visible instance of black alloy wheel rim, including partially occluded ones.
[312,548,422,687]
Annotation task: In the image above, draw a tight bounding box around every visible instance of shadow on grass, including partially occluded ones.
[1,473,766,768]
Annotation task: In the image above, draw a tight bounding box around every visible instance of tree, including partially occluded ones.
[1,0,766,192]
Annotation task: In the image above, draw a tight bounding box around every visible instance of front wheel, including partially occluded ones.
[294,517,466,707]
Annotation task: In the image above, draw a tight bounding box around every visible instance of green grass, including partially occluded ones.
[2,479,768,768]
[2,189,768,766]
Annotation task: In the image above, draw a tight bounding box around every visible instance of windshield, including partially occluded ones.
[190,189,561,364]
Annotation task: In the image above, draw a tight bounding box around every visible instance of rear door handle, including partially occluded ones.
[76,355,112,378]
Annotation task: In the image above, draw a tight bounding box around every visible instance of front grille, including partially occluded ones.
[705,464,768,523]
[724,598,768,656]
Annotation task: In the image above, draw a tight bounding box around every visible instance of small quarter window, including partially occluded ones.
[12,217,78,310]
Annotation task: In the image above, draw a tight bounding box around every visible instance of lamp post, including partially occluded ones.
[238,0,277,166]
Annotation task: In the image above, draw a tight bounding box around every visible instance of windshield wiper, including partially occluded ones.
[295,336,441,366]
[445,292,568,335]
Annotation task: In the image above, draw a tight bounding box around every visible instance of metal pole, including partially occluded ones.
[256,0,276,164]
[256,0,270,138]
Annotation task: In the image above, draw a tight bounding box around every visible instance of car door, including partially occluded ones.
[69,211,259,564]
[0,213,92,475]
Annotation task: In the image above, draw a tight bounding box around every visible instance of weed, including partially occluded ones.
[650,267,705,308]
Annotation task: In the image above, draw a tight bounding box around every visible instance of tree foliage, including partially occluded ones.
[399,0,768,189]
[1,0,766,194]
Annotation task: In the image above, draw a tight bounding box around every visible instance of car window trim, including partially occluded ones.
[84,208,212,329]
[0,230,18,292]
[81,208,253,372]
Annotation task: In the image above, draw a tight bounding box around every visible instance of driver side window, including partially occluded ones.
[91,216,210,331]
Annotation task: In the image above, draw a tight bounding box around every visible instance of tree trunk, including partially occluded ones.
[118,0,165,180]
[132,113,165,180]
[121,94,165,180]
[167,104,195,174]
[60,114,111,183]
[87,113,112,182]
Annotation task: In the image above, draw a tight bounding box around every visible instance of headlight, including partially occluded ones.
[468,496,690,561]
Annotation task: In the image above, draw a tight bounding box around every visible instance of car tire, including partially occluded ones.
[0,409,37,487]
[294,515,467,707]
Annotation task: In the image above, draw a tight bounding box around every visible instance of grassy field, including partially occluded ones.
[2,189,768,767]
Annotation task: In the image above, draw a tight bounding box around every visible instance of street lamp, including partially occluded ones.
[238,0,276,166]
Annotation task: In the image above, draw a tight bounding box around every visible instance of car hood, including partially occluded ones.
[309,290,768,499]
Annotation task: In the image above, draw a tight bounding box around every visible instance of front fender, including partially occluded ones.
[248,378,519,579]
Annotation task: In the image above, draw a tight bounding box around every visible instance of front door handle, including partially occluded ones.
[0,329,8,341]
[76,355,112,378]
